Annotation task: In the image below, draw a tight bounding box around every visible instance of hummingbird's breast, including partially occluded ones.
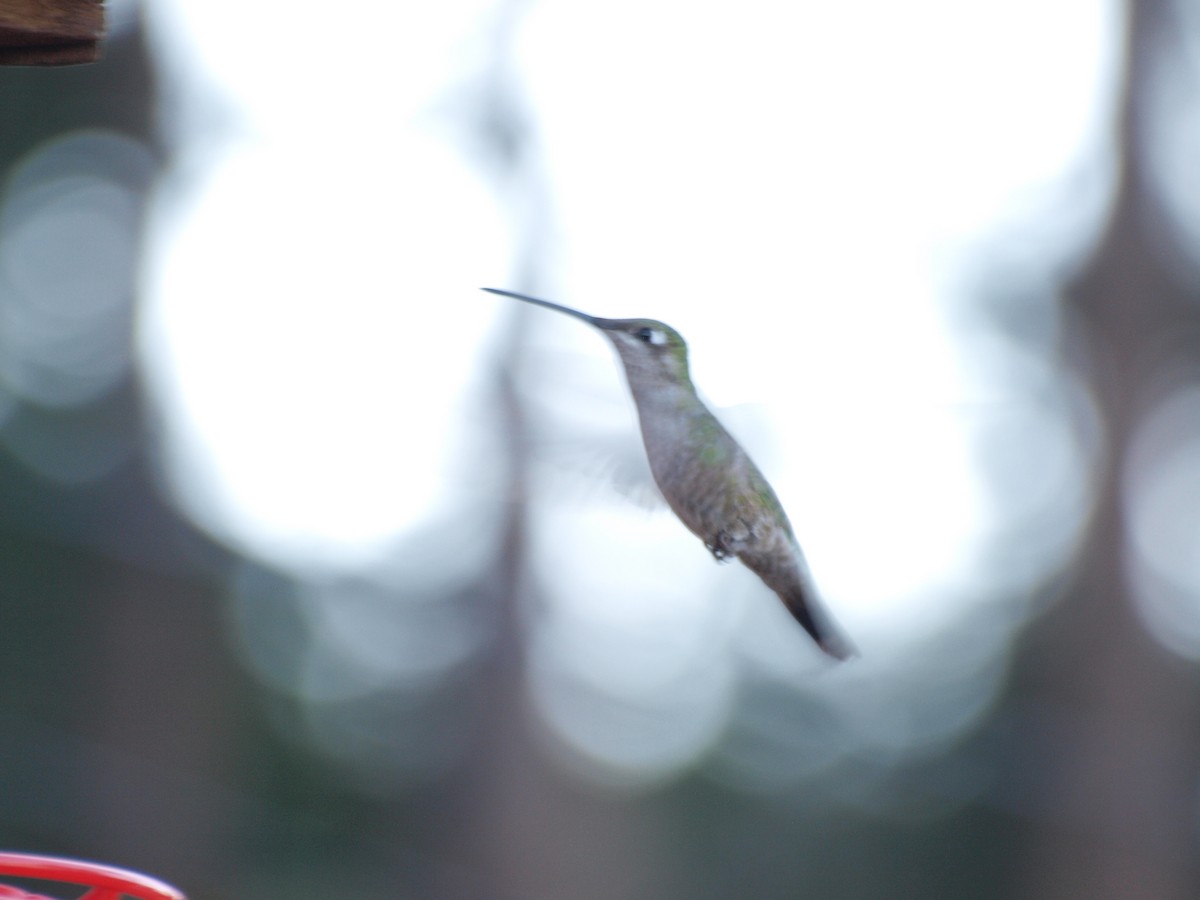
[634,396,772,542]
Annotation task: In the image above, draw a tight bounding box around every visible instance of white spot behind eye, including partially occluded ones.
[649,329,666,346]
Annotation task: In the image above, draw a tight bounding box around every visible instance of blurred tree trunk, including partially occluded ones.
[1024,0,1200,896]
[85,566,235,890]
[426,301,670,900]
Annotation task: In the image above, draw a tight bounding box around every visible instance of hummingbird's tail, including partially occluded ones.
[780,582,856,661]
[737,541,856,661]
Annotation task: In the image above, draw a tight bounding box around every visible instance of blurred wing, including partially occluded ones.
[524,423,665,510]
[519,402,778,512]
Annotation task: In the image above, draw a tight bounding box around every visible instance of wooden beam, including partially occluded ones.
[0,0,104,65]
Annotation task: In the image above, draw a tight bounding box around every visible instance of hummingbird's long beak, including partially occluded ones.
[482,288,601,326]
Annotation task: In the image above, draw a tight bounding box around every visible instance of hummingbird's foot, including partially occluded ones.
[705,537,733,563]
[707,520,756,563]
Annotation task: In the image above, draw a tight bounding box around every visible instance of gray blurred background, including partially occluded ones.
[1,0,1199,897]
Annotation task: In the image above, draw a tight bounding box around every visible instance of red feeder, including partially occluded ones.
[0,853,185,900]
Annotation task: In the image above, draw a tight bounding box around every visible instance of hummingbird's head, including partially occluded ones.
[592,317,692,388]
[483,288,693,386]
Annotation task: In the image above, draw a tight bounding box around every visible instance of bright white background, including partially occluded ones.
[133,0,1122,788]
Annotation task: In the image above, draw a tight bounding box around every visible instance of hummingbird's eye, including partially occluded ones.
[635,327,665,345]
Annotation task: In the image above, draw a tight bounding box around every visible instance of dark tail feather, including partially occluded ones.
[781,582,857,662]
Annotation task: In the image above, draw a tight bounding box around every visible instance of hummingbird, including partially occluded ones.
[485,287,854,660]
